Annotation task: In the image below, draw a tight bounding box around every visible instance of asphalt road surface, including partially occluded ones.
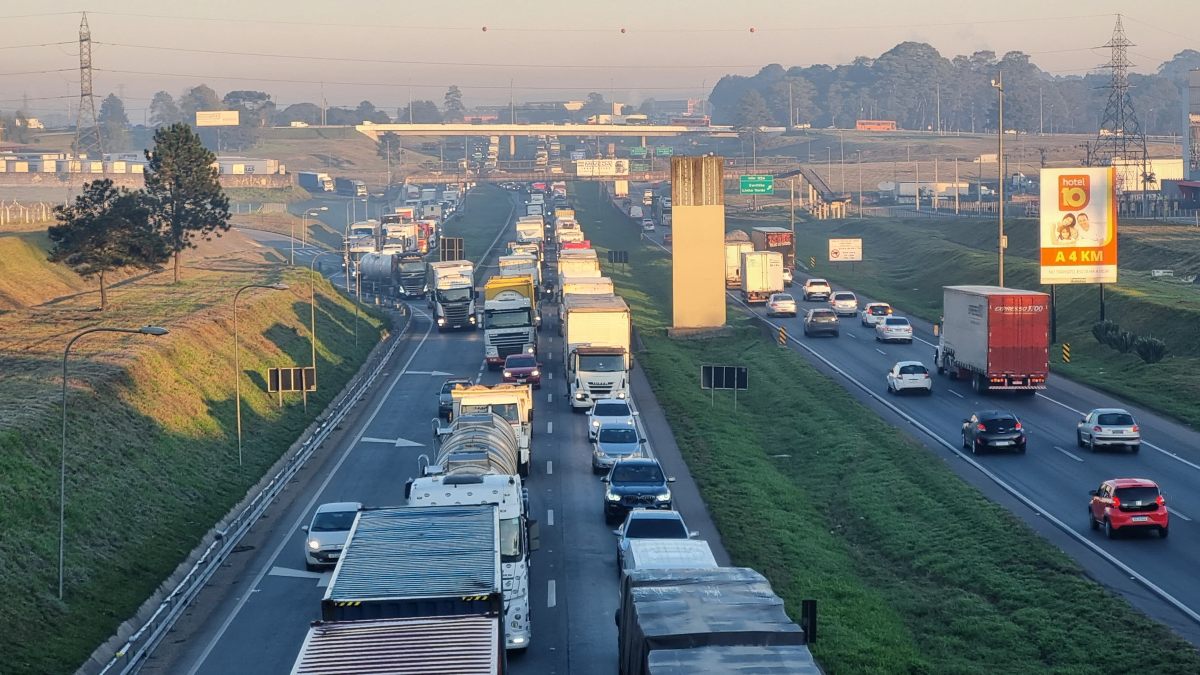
[142,194,729,674]
[643,226,1200,646]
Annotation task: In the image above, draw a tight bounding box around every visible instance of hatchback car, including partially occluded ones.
[1077,408,1141,453]
[502,354,541,389]
[782,267,794,287]
[592,423,646,473]
[641,218,656,232]
[802,278,832,302]
[875,316,913,343]
[1089,478,1168,539]
[961,410,1026,454]
[860,302,893,326]
[602,458,674,523]
[767,293,798,318]
[829,291,859,316]
[803,308,840,337]
[886,361,932,395]
[588,398,636,441]
[437,377,471,420]
[613,509,697,572]
[302,501,362,570]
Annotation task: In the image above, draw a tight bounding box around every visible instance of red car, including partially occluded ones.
[502,354,542,389]
[1089,478,1169,539]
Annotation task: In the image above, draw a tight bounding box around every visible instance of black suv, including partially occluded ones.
[437,377,471,420]
[962,410,1027,454]
[601,458,675,524]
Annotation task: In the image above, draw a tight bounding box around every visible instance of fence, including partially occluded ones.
[0,200,55,226]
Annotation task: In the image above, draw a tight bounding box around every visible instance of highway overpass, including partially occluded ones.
[354,122,739,141]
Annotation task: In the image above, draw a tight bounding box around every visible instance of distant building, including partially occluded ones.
[1186,69,1200,179]
[654,99,705,117]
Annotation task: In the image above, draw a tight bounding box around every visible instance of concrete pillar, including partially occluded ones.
[509,135,516,158]
[670,156,726,331]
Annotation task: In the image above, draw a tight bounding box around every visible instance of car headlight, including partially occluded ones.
[503,371,512,378]
[656,491,672,502]
[531,370,540,377]
[605,490,621,502]
[591,419,600,428]
[308,539,320,550]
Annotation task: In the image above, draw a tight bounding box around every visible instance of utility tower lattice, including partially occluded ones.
[1089,15,1148,205]
[73,12,103,158]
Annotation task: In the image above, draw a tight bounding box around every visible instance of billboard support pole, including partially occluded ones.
[1050,285,1057,344]
[1099,284,1106,322]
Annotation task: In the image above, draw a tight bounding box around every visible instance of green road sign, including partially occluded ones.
[655,146,674,157]
[740,174,774,195]
[628,146,648,158]
[630,160,651,172]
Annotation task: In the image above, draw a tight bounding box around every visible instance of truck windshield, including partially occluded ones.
[437,288,473,303]
[459,402,520,423]
[578,354,623,372]
[486,309,532,328]
[398,262,425,274]
[500,517,523,562]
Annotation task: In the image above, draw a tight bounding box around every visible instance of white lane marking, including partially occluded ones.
[875,348,886,355]
[1054,446,1085,463]
[847,332,857,339]
[403,370,453,376]
[1037,393,1200,474]
[726,292,1200,627]
[547,509,554,526]
[547,393,553,403]
[474,374,482,384]
[547,422,553,434]
[949,390,964,399]
[188,315,434,674]
[547,580,557,608]
[546,460,553,475]
[359,436,424,448]
[1168,507,1193,522]
[548,372,553,380]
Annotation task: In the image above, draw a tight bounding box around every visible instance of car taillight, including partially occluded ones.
[1093,425,1102,432]
[1111,496,1121,509]
[922,373,929,379]
[1156,495,1165,507]
[1014,421,1022,430]
[1131,424,1139,433]
[976,423,986,432]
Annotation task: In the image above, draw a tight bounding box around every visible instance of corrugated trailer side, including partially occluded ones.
[291,616,504,675]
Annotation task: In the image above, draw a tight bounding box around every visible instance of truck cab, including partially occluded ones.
[427,260,476,331]
[483,275,538,367]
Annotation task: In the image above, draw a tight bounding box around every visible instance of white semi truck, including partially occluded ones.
[427,260,477,330]
[483,275,538,368]
[562,294,632,410]
[740,251,784,304]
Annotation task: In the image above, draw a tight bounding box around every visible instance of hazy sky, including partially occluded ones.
[3,0,1196,119]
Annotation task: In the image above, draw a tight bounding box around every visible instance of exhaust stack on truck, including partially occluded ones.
[934,285,1050,393]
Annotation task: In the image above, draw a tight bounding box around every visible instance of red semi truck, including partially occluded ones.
[933,285,1050,393]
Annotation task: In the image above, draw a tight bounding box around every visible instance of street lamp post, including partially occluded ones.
[60,325,169,600]
[992,72,1006,287]
[233,283,289,468]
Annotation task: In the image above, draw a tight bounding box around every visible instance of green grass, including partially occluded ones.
[728,214,1200,427]
[224,185,312,203]
[0,269,386,674]
[571,182,1200,673]
[440,184,516,264]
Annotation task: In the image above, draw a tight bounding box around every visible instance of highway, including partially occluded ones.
[142,190,730,674]
[641,223,1200,646]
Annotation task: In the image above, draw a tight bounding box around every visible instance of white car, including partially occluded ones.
[641,218,656,232]
[1076,408,1141,453]
[829,291,858,316]
[875,316,914,343]
[766,293,798,317]
[860,302,893,326]
[303,501,361,570]
[782,267,794,287]
[802,278,832,301]
[588,398,637,441]
[886,361,932,395]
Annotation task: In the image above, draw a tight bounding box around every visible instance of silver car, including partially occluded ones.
[592,423,646,473]
[1077,408,1141,453]
[829,291,859,316]
[588,398,636,441]
[767,293,798,317]
[303,501,361,570]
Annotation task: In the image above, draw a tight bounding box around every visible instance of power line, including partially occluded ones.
[0,40,75,50]
[0,67,76,77]
[0,10,81,19]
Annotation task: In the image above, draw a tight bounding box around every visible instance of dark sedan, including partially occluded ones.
[962,410,1027,454]
[437,377,471,420]
[803,308,840,337]
[601,458,675,524]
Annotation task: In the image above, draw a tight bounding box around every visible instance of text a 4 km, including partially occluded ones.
[1052,250,1104,263]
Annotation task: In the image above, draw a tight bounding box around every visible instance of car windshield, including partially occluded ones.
[599,427,638,444]
[487,309,533,329]
[578,354,623,372]
[834,293,855,301]
[899,364,927,375]
[506,355,537,368]
[500,517,523,562]
[311,510,356,532]
[624,518,688,539]
[611,464,664,483]
[1114,486,1159,503]
[1097,413,1135,426]
[885,318,909,326]
[869,305,890,315]
[441,380,467,395]
[459,402,519,423]
[594,403,631,417]
[437,288,473,303]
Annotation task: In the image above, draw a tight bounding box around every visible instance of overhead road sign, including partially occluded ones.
[739,175,774,195]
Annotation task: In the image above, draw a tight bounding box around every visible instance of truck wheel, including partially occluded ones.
[972,374,987,393]
[936,360,945,375]
[519,460,530,478]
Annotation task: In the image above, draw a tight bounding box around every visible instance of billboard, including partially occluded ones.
[195,110,240,127]
[1039,167,1117,284]
[828,238,863,262]
[574,159,629,177]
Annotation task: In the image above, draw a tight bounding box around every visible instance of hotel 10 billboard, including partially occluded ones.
[1039,167,1117,284]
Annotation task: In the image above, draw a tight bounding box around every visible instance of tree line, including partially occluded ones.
[48,124,230,309]
[711,42,1200,136]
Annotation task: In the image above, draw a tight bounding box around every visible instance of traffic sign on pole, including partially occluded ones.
[655,146,674,157]
[739,175,774,195]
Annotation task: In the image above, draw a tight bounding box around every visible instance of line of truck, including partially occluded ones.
[725,226,796,304]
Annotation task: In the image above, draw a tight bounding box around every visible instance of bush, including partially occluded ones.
[1112,330,1138,353]
[1091,320,1120,346]
[1134,336,1168,364]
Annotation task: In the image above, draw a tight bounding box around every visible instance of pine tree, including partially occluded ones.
[143,123,231,282]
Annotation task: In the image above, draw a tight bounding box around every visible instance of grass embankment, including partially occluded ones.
[439,184,515,264]
[571,182,1200,673]
[732,213,1200,427]
[0,239,386,674]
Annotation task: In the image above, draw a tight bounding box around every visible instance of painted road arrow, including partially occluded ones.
[268,566,332,587]
[403,370,453,376]
[360,436,425,448]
